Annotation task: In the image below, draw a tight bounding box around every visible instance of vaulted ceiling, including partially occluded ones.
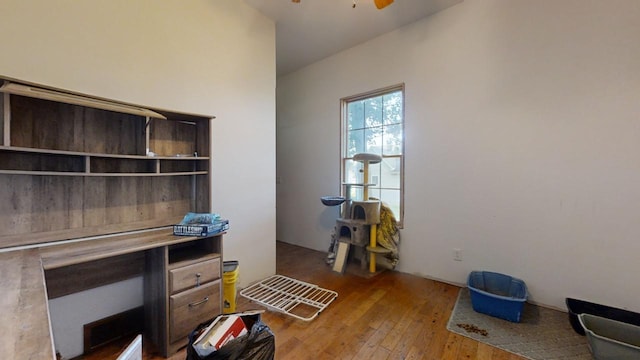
[244,0,463,76]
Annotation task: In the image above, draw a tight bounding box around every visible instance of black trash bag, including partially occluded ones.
[186,312,275,360]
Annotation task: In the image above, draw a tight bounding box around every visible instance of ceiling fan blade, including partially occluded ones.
[374,0,394,9]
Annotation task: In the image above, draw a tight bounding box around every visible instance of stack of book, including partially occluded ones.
[191,314,248,357]
[173,212,230,236]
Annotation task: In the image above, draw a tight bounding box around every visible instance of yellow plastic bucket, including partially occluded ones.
[222,261,239,314]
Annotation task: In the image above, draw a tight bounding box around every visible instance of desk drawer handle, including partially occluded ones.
[189,297,209,308]
[196,273,201,287]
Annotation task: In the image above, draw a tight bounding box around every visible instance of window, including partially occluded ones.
[341,84,404,225]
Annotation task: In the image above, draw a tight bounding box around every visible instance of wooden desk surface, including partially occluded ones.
[39,228,200,270]
[0,249,56,359]
[0,228,223,359]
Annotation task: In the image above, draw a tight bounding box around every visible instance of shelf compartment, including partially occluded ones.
[0,170,209,177]
[91,157,157,174]
[168,237,222,267]
[0,176,200,247]
[149,120,202,157]
[0,77,213,250]
[0,149,84,173]
[0,146,209,176]
[0,145,209,161]
[10,95,146,155]
[160,159,208,173]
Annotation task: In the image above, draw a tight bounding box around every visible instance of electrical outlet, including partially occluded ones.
[453,248,463,261]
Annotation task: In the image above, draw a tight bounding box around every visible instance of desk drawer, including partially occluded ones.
[169,279,220,343]
[169,257,220,294]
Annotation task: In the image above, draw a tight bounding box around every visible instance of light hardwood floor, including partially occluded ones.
[75,241,525,360]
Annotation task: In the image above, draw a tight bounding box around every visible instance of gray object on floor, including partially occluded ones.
[579,313,640,360]
[447,288,591,360]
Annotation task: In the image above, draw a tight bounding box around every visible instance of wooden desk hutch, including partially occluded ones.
[0,76,222,358]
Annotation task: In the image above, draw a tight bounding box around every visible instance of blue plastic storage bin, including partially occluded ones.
[467,271,528,322]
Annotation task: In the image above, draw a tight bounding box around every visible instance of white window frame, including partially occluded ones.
[340,83,405,226]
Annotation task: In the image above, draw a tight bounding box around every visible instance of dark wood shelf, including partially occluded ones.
[0,77,218,360]
[0,145,210,160]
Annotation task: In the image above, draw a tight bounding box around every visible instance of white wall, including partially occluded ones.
[0,1,275,358]
[276,0,640,312]
[48,278,144,358]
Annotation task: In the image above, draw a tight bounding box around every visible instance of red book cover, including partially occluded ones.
[206,315,248,350]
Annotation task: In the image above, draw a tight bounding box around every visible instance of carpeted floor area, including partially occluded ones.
[447,288,592,359]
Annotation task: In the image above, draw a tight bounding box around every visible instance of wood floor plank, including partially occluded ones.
[353,319,396,359]
[299,325,341,358]
[458,336,480,359]
[370,346,391,360]
[74,241,528,360]
[440,332,464,360]
[490,351,512,360]
[476,342,495,360]
[343,288,387,326]
[276,336,304,360]
[387,316,432,360]
[403,345,425,360]
[407,313,439,359]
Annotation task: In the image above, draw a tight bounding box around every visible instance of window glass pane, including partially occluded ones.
[380,189,401,219]
[383,124,403,156]
[343,159,361,184]
[342,85,404,225]
[365,97,383,128]
[368,163,381,187]
[380,158,401,189]
[347,186,363,201]
[383,91,402,125]
[347,129,364,157]
[348,100,365,130]
[364,127,383,155]
[367,188,381,201]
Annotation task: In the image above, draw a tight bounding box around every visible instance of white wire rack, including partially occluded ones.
[239,275,338,321]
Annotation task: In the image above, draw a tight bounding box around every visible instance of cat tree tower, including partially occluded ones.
[329,153,391,274]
